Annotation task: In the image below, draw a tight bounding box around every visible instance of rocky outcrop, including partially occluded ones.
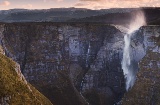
[0,53,53,105]
[0,45,4,54]
[122,51,160,105]
[122,26,160,105]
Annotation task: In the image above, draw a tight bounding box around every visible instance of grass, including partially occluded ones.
[0,53,53,105]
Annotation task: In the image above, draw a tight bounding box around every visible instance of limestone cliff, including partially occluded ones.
[122,51,160,105]
[122,26,160,105]
[0,23,125,104]
[0,49,53,105]
[0,23,159,105]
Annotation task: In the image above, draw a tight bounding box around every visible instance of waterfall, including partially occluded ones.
[122,34,133,91]
[122,10,146,91]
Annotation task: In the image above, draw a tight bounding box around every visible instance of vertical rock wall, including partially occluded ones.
[122,26,160,105]
[0,23,159,105]
[0,23,125,104]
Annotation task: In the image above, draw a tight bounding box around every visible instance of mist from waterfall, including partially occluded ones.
[122,10,146,91]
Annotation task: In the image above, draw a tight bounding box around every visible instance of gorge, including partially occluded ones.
[0,21,160,105]
[0,8,160,105]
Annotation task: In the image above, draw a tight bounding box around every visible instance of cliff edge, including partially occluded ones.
[0,50,53,105]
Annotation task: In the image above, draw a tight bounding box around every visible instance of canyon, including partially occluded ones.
[0,22,159,105]
[0,41,53,105]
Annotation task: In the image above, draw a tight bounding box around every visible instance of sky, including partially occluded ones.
[0,0,160,10]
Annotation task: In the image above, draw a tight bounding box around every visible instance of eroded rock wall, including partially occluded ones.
[0,53,53,105]
[122,26,160,105]
[0,23,159,105]
[0,23,124,104]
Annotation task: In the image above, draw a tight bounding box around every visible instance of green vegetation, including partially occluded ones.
[0,53,53,105]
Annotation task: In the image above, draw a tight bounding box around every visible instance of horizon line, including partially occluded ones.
[0,7,159,11]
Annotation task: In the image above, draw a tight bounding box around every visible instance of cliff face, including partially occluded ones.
[122,51,160,105]
[0,23,159,105]
[0,23,125,104]
[122,26,160,105]
[0,48,53,105]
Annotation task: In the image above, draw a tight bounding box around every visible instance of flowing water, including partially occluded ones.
[122,11,146,91]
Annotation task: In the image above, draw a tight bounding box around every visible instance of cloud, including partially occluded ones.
[74,0,160,9]
[22,4,33,8]
[80,0,102,1]
[43,0,63,2]
[0,1,10,6]
[57,0,63,2]
[75,3,88,6]
[27,4,33,8]
[79,0,154,2]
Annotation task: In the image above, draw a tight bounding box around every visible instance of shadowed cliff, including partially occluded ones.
[0,23,160,105]
[0,47,53,105]
[0,23,125,104]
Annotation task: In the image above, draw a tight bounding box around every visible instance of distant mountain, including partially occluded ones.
[68,7,160,25]
[0,7,160,25]
[0,8,137,22]
[143,8,160,25]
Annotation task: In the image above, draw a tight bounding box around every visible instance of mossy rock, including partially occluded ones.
[0,53,53,105]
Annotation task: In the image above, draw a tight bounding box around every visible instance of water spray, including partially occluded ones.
[122,10,146,91]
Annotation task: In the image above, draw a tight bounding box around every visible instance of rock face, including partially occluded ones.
[122,26,160,105]
[0,45,4,54]
[122,51,160,105]
[0,23,159,105]
[0,52,53,105]
[0,23,125,104]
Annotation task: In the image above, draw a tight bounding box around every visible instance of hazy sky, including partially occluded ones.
[0,0,160,10]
